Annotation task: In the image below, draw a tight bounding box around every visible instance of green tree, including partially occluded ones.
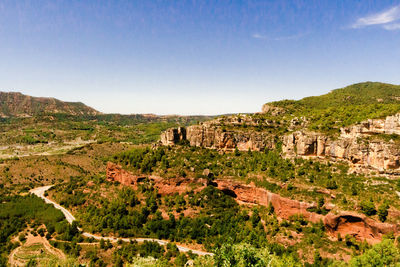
[174,253,188,267]
[360,200,376,216]
[350,239,400,267]
[313,249,322,266]
[377,203,389,222]
[100,238,106,249]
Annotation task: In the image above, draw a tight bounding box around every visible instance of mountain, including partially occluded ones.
[0,91,100,117]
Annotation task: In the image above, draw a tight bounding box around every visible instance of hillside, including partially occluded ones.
[0,91,101,117]
[267,82,400,133]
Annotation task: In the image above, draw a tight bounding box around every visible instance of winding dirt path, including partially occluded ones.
[9,233,66,266]
[30,186,213,256]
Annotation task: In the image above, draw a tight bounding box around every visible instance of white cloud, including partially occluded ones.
[352,5,400,29]
[383,23,400,30]
[252,33,267,39]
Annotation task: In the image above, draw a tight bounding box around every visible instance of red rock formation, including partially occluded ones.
[215,179,324,223]
[216,179,399,243]
[106,162,140,187]
[106,162,206,194]
[324,212,398,244]
[150,176,206,195]
[106,162,398,244]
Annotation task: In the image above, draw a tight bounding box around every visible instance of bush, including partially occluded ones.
[350,239,400,266]
[377,203,389,222]
[18,233,26,242]
[360,200,376,216]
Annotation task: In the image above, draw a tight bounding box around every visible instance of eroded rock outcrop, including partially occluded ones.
[107,162,206,194]
[161,112,400,173]
[106,162,141,186]
[324,212,398,244]
[214,179,399,243]
[161,122,275,151]
[341,113,400,137]
[282,124,400,173]
[160,127,186,146]
[106,162,398,244]
[215,179,324,223]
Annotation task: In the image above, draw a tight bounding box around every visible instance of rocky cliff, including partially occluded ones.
[107,162,398,244]
[161,113,400,174]
[0,91,100,117]
[107,162,206,194]
[160,118,276,151]
[282,114,400,174]
[216,179,398,244]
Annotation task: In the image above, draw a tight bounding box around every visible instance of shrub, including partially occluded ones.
[377,203,389,222]
[360,200,376,216]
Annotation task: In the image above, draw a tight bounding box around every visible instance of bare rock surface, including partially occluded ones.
[282,115,400,173]
[160,118,275,151]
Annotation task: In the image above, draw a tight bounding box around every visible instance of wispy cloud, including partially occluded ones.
[252,32,308,41]
[352,5,400,30]
[252,33,267,39]
[383,23,400,30]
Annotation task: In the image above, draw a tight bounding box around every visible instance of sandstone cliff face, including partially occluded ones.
[341,113,400,137]
[324,212,398,244]
[186,124,274,151]
[107,162,206,194]
[215,179,398,244]
[107,162,397,244]
[160,127,187,146]
[282,115,400,173]
[215,179,323,223]
[160,120,275,151]
[161,112,400,173]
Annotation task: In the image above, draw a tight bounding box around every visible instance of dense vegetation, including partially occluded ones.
[252,82,400,135]
[55,178,277,251]
[112,145,400,221]
[0,113,212,146]
[48,167,400,266]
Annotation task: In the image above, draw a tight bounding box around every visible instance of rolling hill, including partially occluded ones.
[0,91,101,117]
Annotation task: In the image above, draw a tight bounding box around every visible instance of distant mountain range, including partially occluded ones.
[0,91,100,118]
[2,82,400,119]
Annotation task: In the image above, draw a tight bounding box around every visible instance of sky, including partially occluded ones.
[1,0,400,115]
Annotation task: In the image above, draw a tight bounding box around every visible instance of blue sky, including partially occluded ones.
[1,1,400,115]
